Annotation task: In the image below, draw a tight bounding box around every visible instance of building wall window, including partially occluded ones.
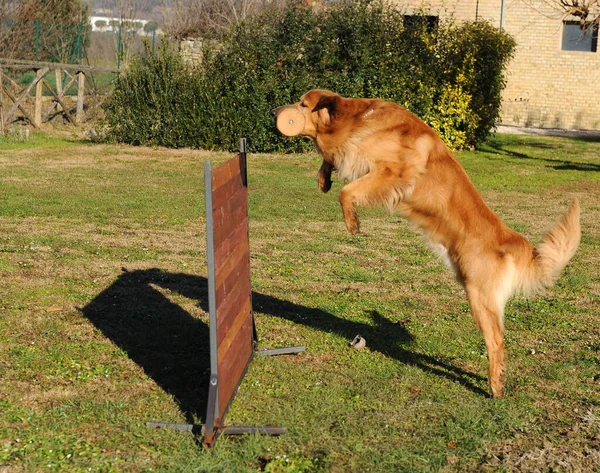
[561,21,598,52]
[403,15,439,33]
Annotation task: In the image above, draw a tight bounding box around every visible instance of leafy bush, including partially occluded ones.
[103,42,201,148]
[439,21,517,145]
[425,84,480,151]
[104,0,515,152]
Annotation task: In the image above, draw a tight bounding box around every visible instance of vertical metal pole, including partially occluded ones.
[35,20,40,62]
[240,138,247,185]
[77,23,83,63]
[117,24,122,69]
[0,66,4,136]
[69,24,81,64]
[500,0,506,30]
[204,159,217,381]
[204,375,218,447]
[238,138,257,345]
[203,159,219,443]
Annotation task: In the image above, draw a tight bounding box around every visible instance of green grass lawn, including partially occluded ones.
[0,132,599,472]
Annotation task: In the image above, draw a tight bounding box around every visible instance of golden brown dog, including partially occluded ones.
[273,89,581,398]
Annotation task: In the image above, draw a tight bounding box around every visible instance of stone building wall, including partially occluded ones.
[500,1,600,130]
[179,38,204,67]
[398,0,600,130]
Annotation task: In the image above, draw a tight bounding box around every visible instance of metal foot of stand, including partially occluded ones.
[147,422,286,437]
[258,346,306,356]
[147,346,305,443]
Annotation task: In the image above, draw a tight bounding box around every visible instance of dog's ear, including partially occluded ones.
[311,95,337,127]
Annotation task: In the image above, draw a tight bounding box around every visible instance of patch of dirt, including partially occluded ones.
[481,408,600,472]
[17,384,79,409]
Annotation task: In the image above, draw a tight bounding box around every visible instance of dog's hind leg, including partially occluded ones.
[339,183,362,234]
[465,284,507,398]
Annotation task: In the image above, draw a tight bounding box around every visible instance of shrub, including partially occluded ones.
[103,41,202,148]
[104,0,515,152]
[425,84,480,151]
[438,20,517,145]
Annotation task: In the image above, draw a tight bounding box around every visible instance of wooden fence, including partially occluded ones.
[0,59,120,132]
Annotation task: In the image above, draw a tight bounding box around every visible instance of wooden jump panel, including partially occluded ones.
[215,242,250,307]
[212,190,248,248]
[148,139,298,446]
[204,143,254,446]
[217,315,253,412]
[215,262,251,337]
[214,220,249,295]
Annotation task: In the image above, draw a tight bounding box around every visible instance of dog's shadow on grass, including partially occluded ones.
[81,268,488,425]
[251,303,489,398]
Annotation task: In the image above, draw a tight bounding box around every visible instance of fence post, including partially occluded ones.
[34,68,43,128]
[55,69,63,97]
[76,71,85,124]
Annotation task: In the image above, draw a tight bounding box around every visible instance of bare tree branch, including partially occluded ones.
[0,0,90,63]
[551,0,600,28]
[161,0,288,40]
[102,0,151,64]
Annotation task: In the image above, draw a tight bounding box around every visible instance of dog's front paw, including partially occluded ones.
[318,173,332,193]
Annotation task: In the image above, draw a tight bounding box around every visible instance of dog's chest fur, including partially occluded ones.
[316,134,374,183]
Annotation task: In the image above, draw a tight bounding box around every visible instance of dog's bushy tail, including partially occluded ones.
[519,199,581,296]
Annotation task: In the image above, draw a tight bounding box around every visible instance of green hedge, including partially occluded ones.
[104,0,515,152]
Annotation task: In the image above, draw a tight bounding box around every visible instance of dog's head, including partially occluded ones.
[273,89,341,138]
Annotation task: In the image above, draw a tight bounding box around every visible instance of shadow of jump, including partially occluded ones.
[80,268,488,424]
[80,268,212,425]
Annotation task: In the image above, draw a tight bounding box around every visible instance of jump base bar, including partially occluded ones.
[147,422,286,436]
[258,346,306,356]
